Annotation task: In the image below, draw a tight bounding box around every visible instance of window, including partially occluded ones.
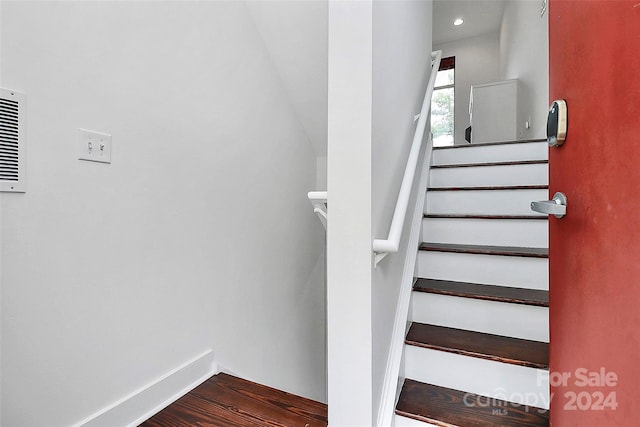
[431,56,455,147]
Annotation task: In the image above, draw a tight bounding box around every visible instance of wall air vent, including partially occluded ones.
[0,88,26,192]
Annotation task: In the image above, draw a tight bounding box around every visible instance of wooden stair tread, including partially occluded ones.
[425,214,547,220]
[414,278,549,307]
[419,242,548,258]
[406,323,549,369]
[433,138,547,150]
[396,379,549,426]
[141,373,327,427]
[431,160,548,169]
[428,185,548,191]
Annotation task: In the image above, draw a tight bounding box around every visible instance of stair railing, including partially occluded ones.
[308,191,327,229]
[372,50,442,265]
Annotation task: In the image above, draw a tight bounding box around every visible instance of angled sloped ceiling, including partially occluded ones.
[246,1,328,158]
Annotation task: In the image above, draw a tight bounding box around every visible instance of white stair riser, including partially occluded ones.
[411,292,549,342]
[430,163,548,188]
[422,218,548,248]
[404,346,550,409]
[432,143,548,166]
[417,251,548,290]
[425,189,549,216]
[394,415,438,427]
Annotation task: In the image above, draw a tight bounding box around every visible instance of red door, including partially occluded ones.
[549,1,640,425]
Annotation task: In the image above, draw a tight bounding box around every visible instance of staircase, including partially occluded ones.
[394,139,550,427]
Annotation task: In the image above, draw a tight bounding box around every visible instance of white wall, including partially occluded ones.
[500,0,549,139]
[316,156,327,189]
[0,2,326,426]
[435,32,501,145]
[371,0,433,422]
[246,0,328,192]
[327,1,373,424]
[327,1,432,425]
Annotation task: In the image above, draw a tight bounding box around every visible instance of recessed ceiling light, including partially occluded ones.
[453,18,464,26]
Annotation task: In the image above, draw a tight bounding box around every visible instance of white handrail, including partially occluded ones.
[372,50,442,265]
[308,191,328,229]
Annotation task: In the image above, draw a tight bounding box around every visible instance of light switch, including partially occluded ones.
[78,129,111,163]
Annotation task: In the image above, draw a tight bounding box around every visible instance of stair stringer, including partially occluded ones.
[376,137,434,427]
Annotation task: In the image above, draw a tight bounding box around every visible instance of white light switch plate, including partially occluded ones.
[78,129,111,163]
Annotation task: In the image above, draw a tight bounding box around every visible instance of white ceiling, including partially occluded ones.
[433,0,506,45]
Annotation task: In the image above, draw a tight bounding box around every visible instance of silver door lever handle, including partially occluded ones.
[531,192,567,218]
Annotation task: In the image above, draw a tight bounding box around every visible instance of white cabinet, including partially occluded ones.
[470,79,522,144]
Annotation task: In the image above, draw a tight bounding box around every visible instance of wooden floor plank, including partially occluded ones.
[428,185,548,191]
[190,375,327,427]
[419,242,548,258]
[433,138,546,150]
[405,323,549,369]
[424,214,547,220]
[431,160,548,169]
[396,379,549,427]
[212,373,327,420]
[140,373,327,427]
[143,393,265,427]
[414,278,549,307]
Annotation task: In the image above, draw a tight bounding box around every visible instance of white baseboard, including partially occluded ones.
[376,139,433,427]
[76,349,218,427]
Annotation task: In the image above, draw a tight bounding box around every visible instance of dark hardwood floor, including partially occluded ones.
[140,373,327,427]
[396,379,549,427]
[405,323,549,369]
[431,159,548,169]
[414,278,549,307]
[432,138,546,150]
[419,242,548,258]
